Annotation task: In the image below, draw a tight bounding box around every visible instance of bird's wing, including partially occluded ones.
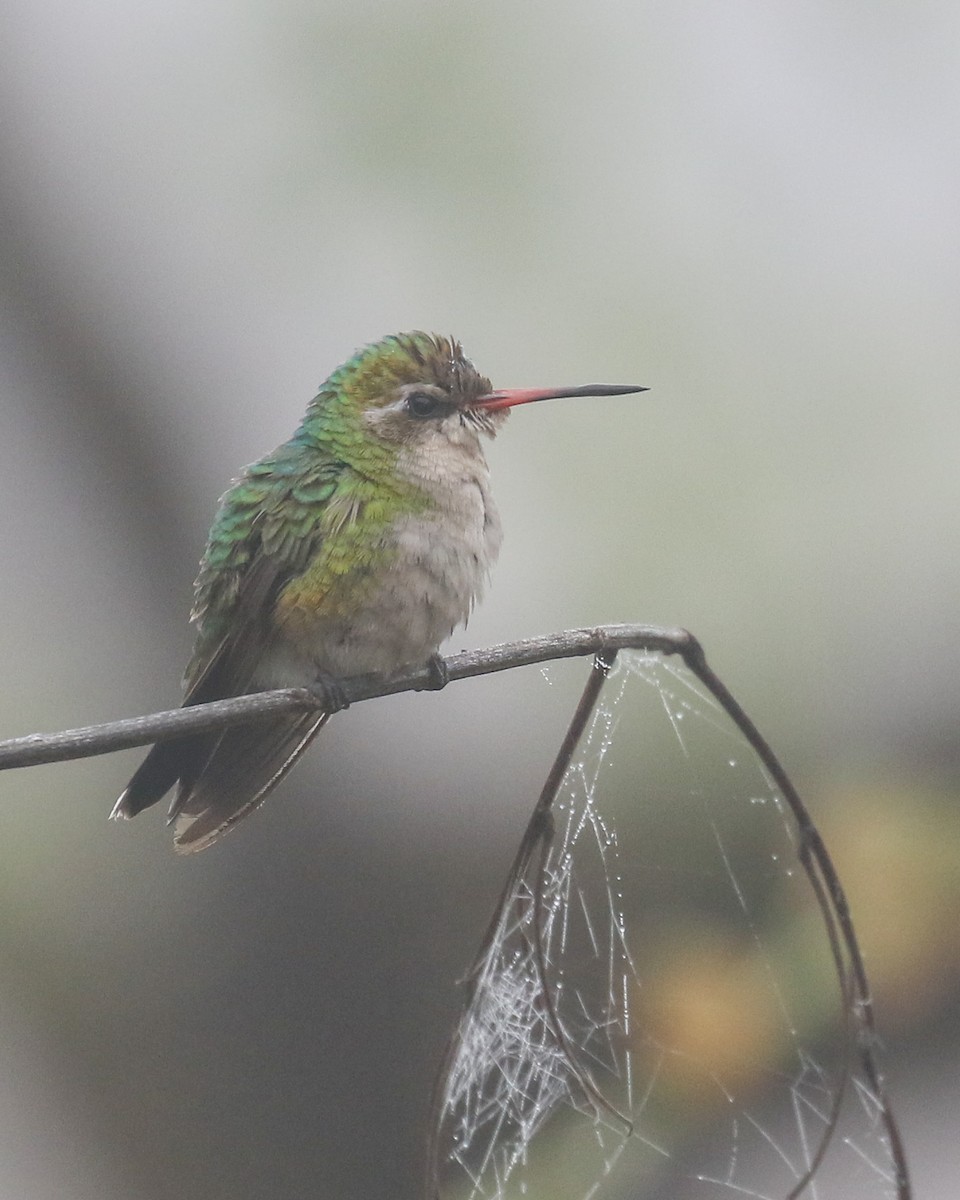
[164,457,348,849]
[183,453,343,700]
[113,453,343,823]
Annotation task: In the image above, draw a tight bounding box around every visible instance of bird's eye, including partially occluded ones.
[405,391,443,418]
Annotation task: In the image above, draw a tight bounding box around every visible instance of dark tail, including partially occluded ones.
[111,712,328,853]
[111,733,213,819]
[168,713,328,853]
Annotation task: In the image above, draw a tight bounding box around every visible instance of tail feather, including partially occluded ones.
[170,713,328,853]
[112,711,328,851]
[110,542,324,848]
[110,734,213,820]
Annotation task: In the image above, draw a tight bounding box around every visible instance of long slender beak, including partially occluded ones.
[472,383,648,412]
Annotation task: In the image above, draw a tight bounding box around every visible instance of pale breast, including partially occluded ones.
[259,450,502,685]
[328,461,501,676]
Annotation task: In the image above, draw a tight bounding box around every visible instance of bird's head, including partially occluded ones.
[302,331,646,461]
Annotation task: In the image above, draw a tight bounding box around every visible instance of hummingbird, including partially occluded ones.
[111,332,645,852]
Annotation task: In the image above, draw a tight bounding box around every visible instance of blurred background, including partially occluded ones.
[0,1,958,1196]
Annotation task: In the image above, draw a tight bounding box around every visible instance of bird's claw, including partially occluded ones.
[309,671,350,714]
[420,653,449,692]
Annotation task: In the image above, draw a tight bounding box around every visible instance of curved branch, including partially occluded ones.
[0,624,694,771]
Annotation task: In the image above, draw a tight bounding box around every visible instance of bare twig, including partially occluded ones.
[0,624,693,771]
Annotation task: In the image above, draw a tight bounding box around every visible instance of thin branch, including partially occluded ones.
[0,625,693,772]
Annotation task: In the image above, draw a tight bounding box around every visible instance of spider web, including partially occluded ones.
[429,650,905,1200]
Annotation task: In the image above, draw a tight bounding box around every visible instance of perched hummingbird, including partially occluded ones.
[112,332,645,852]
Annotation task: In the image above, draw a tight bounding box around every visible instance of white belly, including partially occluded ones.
[257,472,502,686]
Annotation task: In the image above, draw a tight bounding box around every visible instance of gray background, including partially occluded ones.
[0,2,957,1196]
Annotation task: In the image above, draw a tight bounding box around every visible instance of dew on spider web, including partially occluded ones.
[430,651,904,1200]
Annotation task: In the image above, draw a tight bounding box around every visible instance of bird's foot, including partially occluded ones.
[309,671,350,714]
[418,653,449,692]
